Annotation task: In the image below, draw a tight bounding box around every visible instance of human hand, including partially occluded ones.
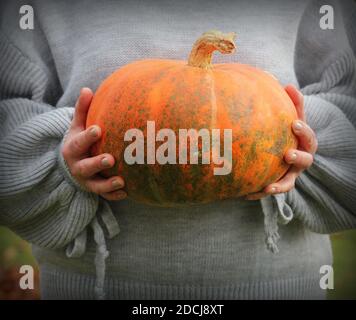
[61,88,127,201]
[245,84,318,200]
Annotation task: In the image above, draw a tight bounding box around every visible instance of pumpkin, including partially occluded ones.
[86,30,298,206]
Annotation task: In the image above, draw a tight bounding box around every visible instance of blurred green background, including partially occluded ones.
[0,226,356,299]
[0,227,40,299]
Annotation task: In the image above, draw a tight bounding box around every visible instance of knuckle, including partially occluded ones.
[69,119,77,130]
[77,161,86,177]
[93,183,103,194]
[85,127,93,138]
[283,177,295,192]
[297,155,307,168]
[300,124,308,135]
[301,137,312,152]
[96,157,104,170]
[286,181,295,191]
[61,145,71,160]
[90,185,99,194]
[71,163,81,178]
[72,136,84,152]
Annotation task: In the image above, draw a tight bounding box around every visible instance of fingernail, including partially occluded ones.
[112,179,122,188]
[89,126,98,137]
[270,187,278,193]
[101,157,110,167]
[290,152,297,162]
[293,121,303,131]
[81,87,90,95]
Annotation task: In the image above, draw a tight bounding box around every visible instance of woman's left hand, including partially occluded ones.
[245,85,318,200]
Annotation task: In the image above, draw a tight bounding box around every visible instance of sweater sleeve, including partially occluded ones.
[0,31,100,249]
[283,0,356,233]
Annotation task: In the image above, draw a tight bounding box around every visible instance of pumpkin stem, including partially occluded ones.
[188,30,236,69]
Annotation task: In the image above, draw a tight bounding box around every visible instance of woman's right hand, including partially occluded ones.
[61,87,127,201]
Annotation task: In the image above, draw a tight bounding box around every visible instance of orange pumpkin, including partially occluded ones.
[86,30,298,206]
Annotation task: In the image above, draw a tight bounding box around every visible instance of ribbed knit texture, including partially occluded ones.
[1,0,356,299]
[39,265,325,300]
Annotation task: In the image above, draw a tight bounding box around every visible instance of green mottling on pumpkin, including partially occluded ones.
[266,125,288,156]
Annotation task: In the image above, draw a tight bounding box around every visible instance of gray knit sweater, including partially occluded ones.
[0,0,356,300]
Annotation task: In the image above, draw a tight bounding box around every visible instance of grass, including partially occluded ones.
[0,227,38,270]
[329,230,356,299]
[1,226,356,299]
[0,227,40,299]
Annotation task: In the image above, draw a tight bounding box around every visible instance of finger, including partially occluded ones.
[284,149,313,170]
[66,125,101,157]
[264,168,299,194]
[71,88,94,131]
[245,191,269,201]
[73,153,115,178]
[85,176,125,194]
[285,84,305,121]
[101,190,128,201]
[292,120,318,153]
